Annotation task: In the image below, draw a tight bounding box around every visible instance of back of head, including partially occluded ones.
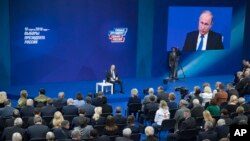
[160,100,168,109]
[26,98,34,106]
[39,88,46,95]
[236,106,245,114]
[131,88,138,97]
[169,92,176,101]
[12,132,22,141]
[145,126,154,136]
[204,86,212,93]
[13,109,20,118]
[238,97,245,104]
[192,98,200,106]
[127,115,135,125]
[20,90,28,98]
[115,106,122,113]
[85,96,92,104]
[90,129,99,138]
[67,98,74,105]
[33,115,42,124]
[123,128,132,137]
[204,121,214,131]
[217,119,225,126]
[79,116,88,128]
[148,88,154,95]
[71,129,81,139]
[46,131,55,141]
[14,117,23,127]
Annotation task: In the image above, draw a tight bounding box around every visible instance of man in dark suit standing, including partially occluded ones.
[168,47,180,80]
[106,64,124,93]
[183,10,224,51]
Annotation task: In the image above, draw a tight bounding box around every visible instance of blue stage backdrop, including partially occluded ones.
[10,0,138,85]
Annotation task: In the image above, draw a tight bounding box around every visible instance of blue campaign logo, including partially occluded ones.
[108,28,128,43]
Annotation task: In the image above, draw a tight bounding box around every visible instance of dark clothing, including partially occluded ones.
[62,105,78,116]
[102,103,113,114]
[220,115,233,125]
[53,98,67,111]
[157,92,169,103]
[20,106,34,117]
[0,106,16,118]
[183,30,224,51]
[106,69,124,93]
[127,96,141,106]
[168,50,180,79]
[1,126,26,141]
[191,105,205,118]
[53,127,71,139]
[93,135,111,141]
[26,124,50,140]
[114,114,127,124]
[215,125,230,140]
[41,105,57,117]
[196,129,218,141]
[167,101,178,110]
[179,117,196,131]
[125,125,139,133]
[92,97,104,107]
[115,136,133,141]
[226,89,239,101]
[91,117,106,126]
[79,103,95,116]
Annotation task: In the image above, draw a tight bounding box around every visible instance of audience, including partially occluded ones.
[91,107,106,125]
[143,126,158,141]
[152,100,170,130]
[17,89,28,108]
[74,116,93,139]
[167,92,178,110]
[46,131,55,141]
[104,115,119,136]
[127,88,141,116]
[115,128,133,141]
[73,92,85,108]
[79,96,96,116]
[12,132,23,141]
[34,88,50,107]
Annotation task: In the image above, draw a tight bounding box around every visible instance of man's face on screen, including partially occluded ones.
[198,13,212,35]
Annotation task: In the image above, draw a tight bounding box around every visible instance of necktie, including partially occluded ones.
[197,35,204,50]
[112,70,115,79]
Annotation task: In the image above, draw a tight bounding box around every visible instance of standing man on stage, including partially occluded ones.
[106,64,124,94]
[168,47,180,80]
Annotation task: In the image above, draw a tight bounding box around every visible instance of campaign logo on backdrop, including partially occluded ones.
[24,27,50,44]
[230,125,250,140]
[108,28,128,43]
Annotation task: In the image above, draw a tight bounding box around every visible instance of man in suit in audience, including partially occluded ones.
[20,98,34,117]
[79,96,96,116]
[142,88,157,110]
[41,98,57,117]
[191,99,205,118]
[92,91,104,107]
[101,96,113,114]
[1,117,27,141]
[62,98,78,116]
[89,129,110,141]
[226,83,239,101]
[53,91,67,111]
[157,86,169,102]
[214,83,228,105]
[106,64,124,93]
[26,115,50,140]
[71,108,90,129]
[53,120,71,139]
[115,128,133,141]
[196,121,218,141]
[183,10,224,51]
[114,106,127,124]
[0,99,16,118]
[215,119,229,140]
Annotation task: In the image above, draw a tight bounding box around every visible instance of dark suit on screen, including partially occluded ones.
[183,31,224,51]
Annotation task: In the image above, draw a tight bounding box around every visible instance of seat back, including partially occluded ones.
[177,128,198,141]
[94,124,105,135]
[128,103,142,113]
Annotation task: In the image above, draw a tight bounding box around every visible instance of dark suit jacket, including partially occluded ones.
[62,105,78,116]
[1,126,26,140]
[127,96,141,106]
[196,129,218,141]
[183,31,224,51]
[26,124,50,140]
[102,103,113,114]
[20,106,34,117]
[93,135,111,141]
[191,105,205,118]
[179,117,196,131]
[79,103,95,116]
[115,136,133,141]
[0,106,16,118]
[106,69,119,82]
[41,105,57,117]
[114,114,127,124]
[215,125,229,140]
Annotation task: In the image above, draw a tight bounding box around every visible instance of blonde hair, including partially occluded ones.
[159,100,168,109]
[203,110,214,124]
[204,86,212,93]
[20,90,28,98]
[0,91,7,103]
[93,107,102,121]
[131,88,138,97]
[52,111,64,128]
[145,126,154,136]
[229,95,238,104]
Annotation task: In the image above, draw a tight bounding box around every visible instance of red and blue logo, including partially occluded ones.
[108,28,128,43]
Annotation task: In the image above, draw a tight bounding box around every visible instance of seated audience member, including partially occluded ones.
[41,98,57,117]
[17,89,28,108]
[71,129,81,141]
[157,86,169,102]
[46,131,55,141]
[219,109,233,125]
[1,118,26,141]
[72,108,90,129]
[203,110,216,126]
[206,98,220,116]
[26,115,50,140]
[115,128,133,141]
[126,115,139,133]
[5,109,20,127]
[53,91,67,111]
[90,129,110,141]
[103,115,119,136]
[0,91,7,108]
[27,107,46,127]
[235,70,250,97]
[238,97,250,112]
[20,98,34,117]
[34,88,50,107]
[53,120,71,139]
[174,99,189,130]
[142,88,157,106]
[224,95,238,114]
[167,109,196,140]
[114,106,127,124]
[91,107,106,125]
[191,99,205,118]
[200,86,213,106]
[167,92,178,110]
[79,96,96,116]
[143,126,158,141]
[62,98,78,116]
[51,111,64,130]
[214,83,228,105]
[74,116,93,139]
[73,92,85,108]
[101,96,113,114]
[0,99,16,118]
[92,91,104,107]
[12,132,23,141]
[215,119,229,140]
[196,121,217,141]
[232,106,248,125]
[189,86,203,107]
[127,88,141,116]
[152,100,170,130]
[226,83,239,100]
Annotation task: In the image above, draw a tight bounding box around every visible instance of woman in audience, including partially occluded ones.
[224,95,239,114]
[200,86,213,106]
[52,111,64,130]
[152,100,170,129]
[0,91,7,108]
[167,92,178,110]
[91,107,106,125]
[103,115,119,136]
[203,110,216,126]
[143,126,158,141]
[219,108,233,125]
[73,92,85,108]
[126,115,139,133]
[17,90,28,108]
[74,116,93,139]
[206,98,220,116]
[127,88,141,116]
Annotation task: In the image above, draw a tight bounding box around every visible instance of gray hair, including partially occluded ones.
[26,99,34,106]
[12,132,22,141]
[123,128,132,137]
[46,131,55,141]
[71,129,81,138]
[14,117,23,127]
[145,126,154,136]
[217,119,226,126]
